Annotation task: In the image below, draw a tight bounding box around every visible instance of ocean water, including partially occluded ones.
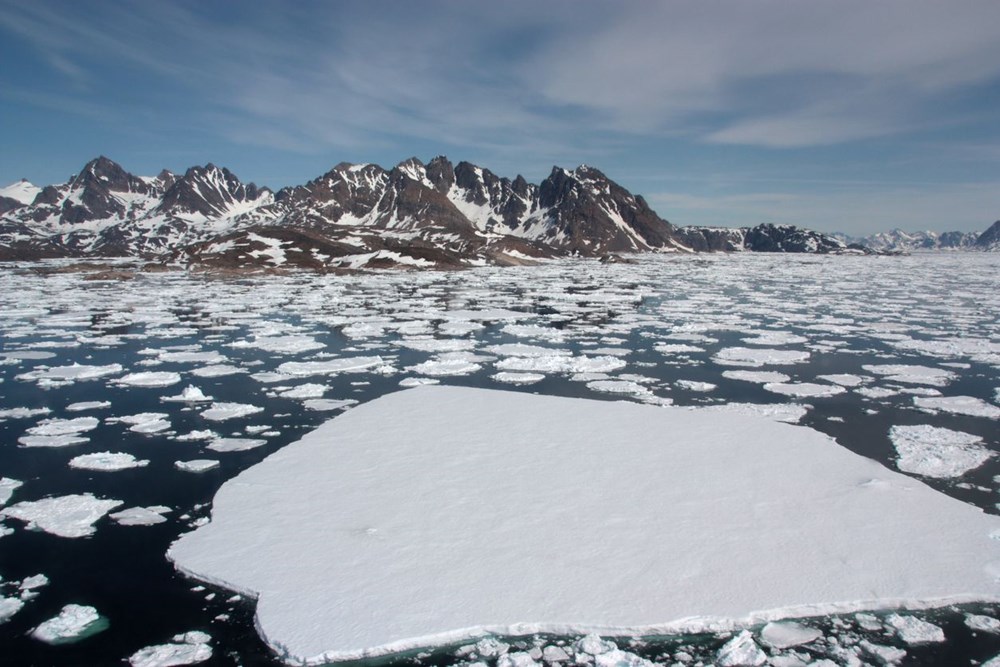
[0,252,998,666]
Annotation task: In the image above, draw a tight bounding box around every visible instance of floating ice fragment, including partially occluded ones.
[0,597,23,623]
[169,386,1000,664]
[859,640,906,664]
[31,604,108,644]
[26,416,99,436]
[69,452,150,471]
[0,478,23,506]
[17,363,123,384]
[675,380,716,392]
[889,425,990,478]
[495,355,626,374]
[66,401,111,412]
[276,383,328,399]
[861,364,955,387]
[492,372,545,385]
[231,335,325,354]
[207,438,267,452]
[966,613,1000,633]
[713,347,809,367]
[0,407,52,420]
[763,383,847,398]
[276,356,384,377]
[158,351,227,364]
[129,631,212,667]
[586,380,651,396]
[406,359,481,376]
[161,386,213,403]
[303,399,357,411]
[716,630,766,666]
[175,460,220,473]
[760,621,822,649]
[399,377,440,387]
[816,374,866,387]
[886,614,945,644]
[722,370,791,384]
[913,395,1000,419]
[18,434,90,448]
[111,506,172,526]
[201,402,264,421]
[113,371,182,388]
[191,364,245,378]
[1,493,122,538]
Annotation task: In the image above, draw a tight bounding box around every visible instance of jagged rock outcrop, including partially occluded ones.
[975,220,1000,251]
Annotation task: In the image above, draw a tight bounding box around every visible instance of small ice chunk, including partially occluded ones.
[816,374,866,387]
[760,621,822,649]
[191,365,244,378]
[276,356,384,377]
[654,343,704,354]
[965,613,1000,633]
[722,370,791,384]
[889,425,990,478]
[399,377,440,387]
[129,631,212,666]
[31,604,108,644]
[886,613,945,644]
[1,493,123,538]
[18,434,89,448]
[19,573,49,598]
[497,651,540,667]
[0,596,24,623]
[161,386,213,403]
[1,478,23,506]
[174,430,217,442]
[69,452,150,471]
[0,407,52,419]
[406,359,481,376]
[913,395,1000,419]
[697,402,808,424]
[862,364,955,387]
[201,403,264,421]
[675,380,716,392]
[859,640,906,664]
[26,416,99,436]
[763,382,847,398]
[303,399,356,412]
[111,506,172,526]
[66,401,112,412]
[713,347,809,367]
[586,380,651,396]
[113,372,183,388]
[17,363,123,383]
[716,630,766,666]
[277,383,329,399]
[575,634,616,655]
[207,438,267,452]
[175,460,220,473]
[492,372,546,385]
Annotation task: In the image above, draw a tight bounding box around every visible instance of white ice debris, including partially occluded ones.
[175,460,220,473]
[763,382,847,398]
[492,372,546,385]
[231,335,325,355]
[0,478,23,506]
[303,399,356,412]
[816,374,866,387]
[206,438,267,453]
[862,364,956,387]
[276,356,384,377]
[586,380,652,397]
[716,630,767,666]
[107,413,171,434]
[675,380,716,392]
[722,370,791,384]
[885,614,945,645]
[111,506,172,526]
[26,416,99,436]
[161,386,213,403]
[0,596,23,623]
[713,347,809,367]
[16,363,123,384]
[494,355,627,375]
[406,359,481,376]
[913,395,1000,419]
[200,402,264,421]
[759,621,822,649]
[889,425,991,478]
[1,493,123,538]
[191,364,244,378]
[0,406,52,419]
[113,371,183,388]
[69,452,150,471]
[697,402,809,424]
[66,401,112,412]
[170,386,1000,664]
[966,613,1000,633]
[129,630,212,666]
[399,377,440,387]
[31,604,107,644]
[277,383,328,399]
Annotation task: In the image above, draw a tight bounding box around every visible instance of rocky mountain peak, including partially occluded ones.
[975,220,1000,250]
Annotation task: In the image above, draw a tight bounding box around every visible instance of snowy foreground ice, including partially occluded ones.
[169,386,1000,664]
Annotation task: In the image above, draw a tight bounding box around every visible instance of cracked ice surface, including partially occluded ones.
[170,386,1000,664]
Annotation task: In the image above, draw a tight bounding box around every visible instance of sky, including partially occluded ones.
[1,0,999,236]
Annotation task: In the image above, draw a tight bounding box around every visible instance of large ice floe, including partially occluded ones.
[169,386,1000,665]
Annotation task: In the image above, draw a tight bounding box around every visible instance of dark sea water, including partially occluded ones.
[0,252,998,666]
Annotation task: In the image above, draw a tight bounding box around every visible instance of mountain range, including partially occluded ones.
[1,156,983,270]
[834,225,1000,253]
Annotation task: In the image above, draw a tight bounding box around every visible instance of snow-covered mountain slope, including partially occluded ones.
[974,221,1000,251]
[1,156,876,268]
[836,228,982,252]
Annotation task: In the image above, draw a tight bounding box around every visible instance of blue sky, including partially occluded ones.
[1,0,998,235]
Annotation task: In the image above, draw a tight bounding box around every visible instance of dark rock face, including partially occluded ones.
[975,220,1000,250]
[2,155,881,268]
